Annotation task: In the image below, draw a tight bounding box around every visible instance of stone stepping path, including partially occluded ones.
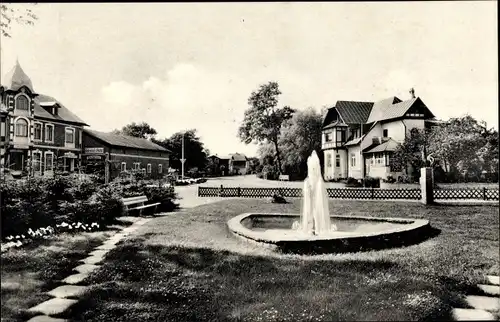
[26,217,151,321]
[452,274,499,321]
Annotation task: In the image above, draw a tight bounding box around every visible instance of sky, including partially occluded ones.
[1,2,497,157]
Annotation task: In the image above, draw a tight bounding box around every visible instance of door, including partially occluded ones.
[10,151,24,171]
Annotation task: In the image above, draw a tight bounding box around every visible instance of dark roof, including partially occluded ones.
[2,61,35,93]
[335,101,374,124]
[323,120,349,130]
[84,129,170,152]
[34,94,88,126]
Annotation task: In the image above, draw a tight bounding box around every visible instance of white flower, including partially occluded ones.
[61,222,69,227]
[15,241,22,247]
[15,235,20,239]
[21,235,25,239]
[6,236,13,241]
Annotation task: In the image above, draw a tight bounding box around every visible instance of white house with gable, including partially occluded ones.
[322,89,440,181]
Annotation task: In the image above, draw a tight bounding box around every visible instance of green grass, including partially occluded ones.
[62,199,498,321]
[1,231,114,322]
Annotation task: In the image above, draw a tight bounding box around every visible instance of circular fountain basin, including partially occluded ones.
[228,213,432,254]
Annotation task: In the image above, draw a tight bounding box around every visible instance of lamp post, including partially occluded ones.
[180,131,186,180]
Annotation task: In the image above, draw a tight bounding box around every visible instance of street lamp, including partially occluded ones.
[180,131,186,180]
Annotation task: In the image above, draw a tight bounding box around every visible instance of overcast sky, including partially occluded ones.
[1,2,497,157]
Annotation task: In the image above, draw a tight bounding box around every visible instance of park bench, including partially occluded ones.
[279,174,290,181]
[121,195,160,216]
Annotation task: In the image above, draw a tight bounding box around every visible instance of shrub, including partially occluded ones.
[345,177,362,187]
[363,176,381,188]
[142,186,179,213]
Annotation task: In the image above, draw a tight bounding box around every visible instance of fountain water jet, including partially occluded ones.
[292,151,337,235]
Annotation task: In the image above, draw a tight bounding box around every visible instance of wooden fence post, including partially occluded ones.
[237,187,241,197]
[371,187,374,199]
[483,187,487,200]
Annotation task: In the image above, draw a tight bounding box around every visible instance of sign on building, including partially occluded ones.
[84,147,104,154]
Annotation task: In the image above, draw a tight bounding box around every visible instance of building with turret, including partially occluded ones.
[0,61,88,177]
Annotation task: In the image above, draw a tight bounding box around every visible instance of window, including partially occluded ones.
[15,95,29,111]
[335,154,340,168]
[383,129,388,138]
[326,154,332,167]
[45,124,54,142]
[15,118,28,137]
[1,121,5,137]
[336,129,346,142]
[65,128,75,144]
[34,123,42,140]
[121,162,127,172]
[32,152,42,172]
[350,153,356,167]
[147,164,152,174]
[158,164,163,173]
[325,133,331,142]
[45,152,54,171]
[134,162,140,170]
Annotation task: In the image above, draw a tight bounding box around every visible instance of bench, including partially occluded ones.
[279,174,290,181]
[122,195,161,216]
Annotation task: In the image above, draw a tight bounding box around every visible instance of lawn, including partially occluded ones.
[63,199,498,321]
[0,223,128,322]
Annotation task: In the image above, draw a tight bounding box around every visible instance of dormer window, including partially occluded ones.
[15,118,28,137]
[15,95,29,111]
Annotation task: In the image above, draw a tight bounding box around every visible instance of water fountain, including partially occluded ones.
[227,151,434,254]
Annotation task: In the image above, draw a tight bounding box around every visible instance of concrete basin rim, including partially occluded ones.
[228,212,430,244]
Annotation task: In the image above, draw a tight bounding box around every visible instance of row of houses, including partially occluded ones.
[0,61,171,181]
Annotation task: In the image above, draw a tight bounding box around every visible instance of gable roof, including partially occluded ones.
[335,101,374,124]
[84,129,170,152]
[364,138,400,153]
[230,153,247,161]
[366,96,402,123]
[323,120,348,130]
[34,94,88,126]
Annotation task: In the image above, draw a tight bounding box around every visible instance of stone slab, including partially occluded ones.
[47,285,88,299]
[27,315,68,322]
[28,298,78,315]
[466,295,500,312]
[73,264,100,275]
[95,243,117,251]
[61,273,89,285]
[486,275,500,286]
[80,253,106,265]
[478,284,500,296]
[88,249,109,257]
[452,308,496,321]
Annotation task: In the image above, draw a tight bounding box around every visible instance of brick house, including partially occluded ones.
[0,61,88,178]
[322,89,439,181]
[82,129,171,182]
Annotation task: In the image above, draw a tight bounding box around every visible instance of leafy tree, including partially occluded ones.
[278,107,324,179]
[114,122,157,139]
[238,81,295,174]
[154,129,209,172]
[427,115,493,175]
[392,128,427,180]
[1,4,38,38]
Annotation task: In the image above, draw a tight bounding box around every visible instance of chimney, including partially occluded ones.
[409,88,416,99]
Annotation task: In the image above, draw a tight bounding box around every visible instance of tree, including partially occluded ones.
[392,128,427,181]
[278,107,324,179]
[427,115,493,175]
[154,129,209,172]
[238,81,295,174]
[1,4,38,38]
[114,122,157,139]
